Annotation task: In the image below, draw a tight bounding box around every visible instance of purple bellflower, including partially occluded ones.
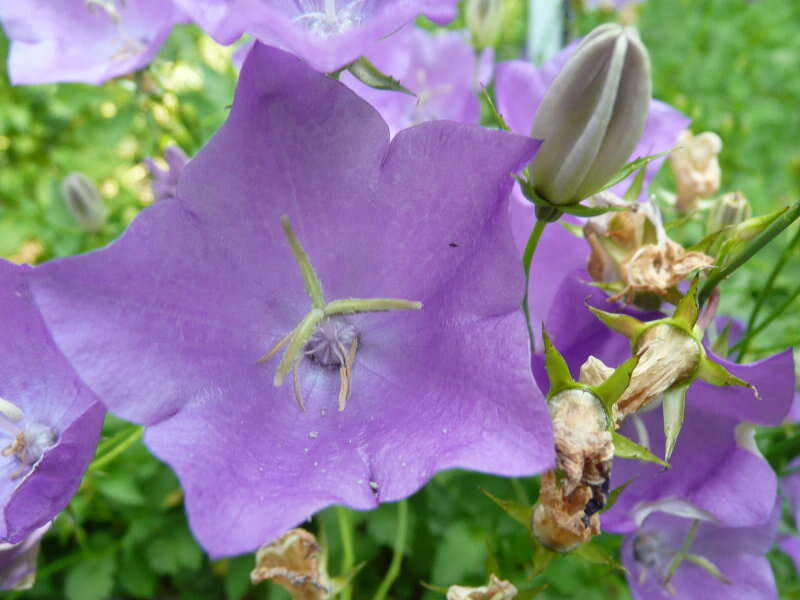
[144,145,190,203]
[779,455,800,572]
[0,523,50,591]
[340,27,493,136]
[0,260,104,543]
[171,0,458,73]
[536,274,795,532]
[622,501,779,599]
[30,43,554,557]
[0,0,187,85]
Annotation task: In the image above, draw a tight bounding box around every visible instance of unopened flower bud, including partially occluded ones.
[530,24,651,206]
[706,191,751,234]
[670,130,722,214]
[61,173,106,233]
[447,574,517,600]
[250,528,332,599]
[465,0,505,48]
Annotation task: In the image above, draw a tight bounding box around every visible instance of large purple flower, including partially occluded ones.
[537,274,795,532]
[0,260,104,543]
[29,43,554,557]
[779,455,800,572]
[0,0,187,85]
[172,0,458,73]
[341,27,493,136]
[0,523,50,590]
[622,501,779,600]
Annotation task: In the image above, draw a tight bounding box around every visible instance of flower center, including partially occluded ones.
[292,0,366,38]
[305,317,358,369]
[258,216,421,412]
[0,397,57,479]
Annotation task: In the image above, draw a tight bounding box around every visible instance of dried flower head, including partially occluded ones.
[447,574,518,600]
[670,130,722,214]
[251,529,331,600]
[532,471,602,552]
[584,200,714,305]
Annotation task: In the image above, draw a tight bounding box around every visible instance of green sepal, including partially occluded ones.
[623,165,647,201]
[542,329,579,399]
[560,221,584,238]
[569,540,626,572]
[672,278,700,328]
[696,356,757,396]
[586,305,648,343]
[715,206,788,266]
[710,321,732,358]
[481,87,510,132]
[532,542,555,577]
[612,431,670,468]
[591,356,640,419]
[515,176,628,219]
[596,151,670,195]
[481,489,533,533]
[683,554,732,584]
[330,562,365,597]
[663,384,689,461]
[346,57,415,96]
[602,479,634,514]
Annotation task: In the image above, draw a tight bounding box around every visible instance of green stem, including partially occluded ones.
[372,501,409,600]
[522,219,548,348]
[736,224,800,360]
[731,280,800,357]
[698,201,800,307]
[88,426,144,473]
[336,506,355,600]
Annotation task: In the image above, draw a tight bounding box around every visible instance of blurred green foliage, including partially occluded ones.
[1,0,799,598]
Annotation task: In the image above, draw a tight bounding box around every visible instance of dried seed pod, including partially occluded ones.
[250,529,332,600]
[447,574,518,600]
[670,130,722,214]
[532,471,602,552]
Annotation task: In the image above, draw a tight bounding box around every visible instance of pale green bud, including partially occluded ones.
[465,0,505,48]
[706,191,752,234]
[530,24,651,206]
[61,173,106,233]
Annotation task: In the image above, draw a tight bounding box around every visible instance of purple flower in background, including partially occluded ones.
[535,274,795,531]
[172,0,458,73]
[144,145,190,203]
[0,523,50,590]
[0,260,104,544]
[495,42,690,201]
[30,44,553,557]
[779,455,800,571]
[0,1,187,85]
[623,501,779,599]
[340,27,493,136]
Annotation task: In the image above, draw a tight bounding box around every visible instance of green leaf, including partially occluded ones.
[224,556,255,600]
[612,432,670,468]
[532,542,555,577]
[684,553,732,584]
[569,540,626,572]
[330,561,365,596]
[481,489,533,531]
[542,329,576,398]
[430,523,487,586]
[95,474,145,506]
[118,550,157,599]
[592,356,639,417]
[346,57,415,95]
[663,385,689,461]
[65,553,116,600]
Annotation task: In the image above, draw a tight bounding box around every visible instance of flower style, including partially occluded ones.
[144,145,190,203]
[0,523,50,591]
[622,500,779,599]
[171,0,459,73]
[0,0,187,85]
[29,44,553,557]
[341,27,493,136]
[0,260,105,544]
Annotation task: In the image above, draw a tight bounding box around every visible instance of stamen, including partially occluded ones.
[292,363,306,412]
[336,338,358,411]
[0,397,23,422]
[2,433,25,458]
[257,328,296,364]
